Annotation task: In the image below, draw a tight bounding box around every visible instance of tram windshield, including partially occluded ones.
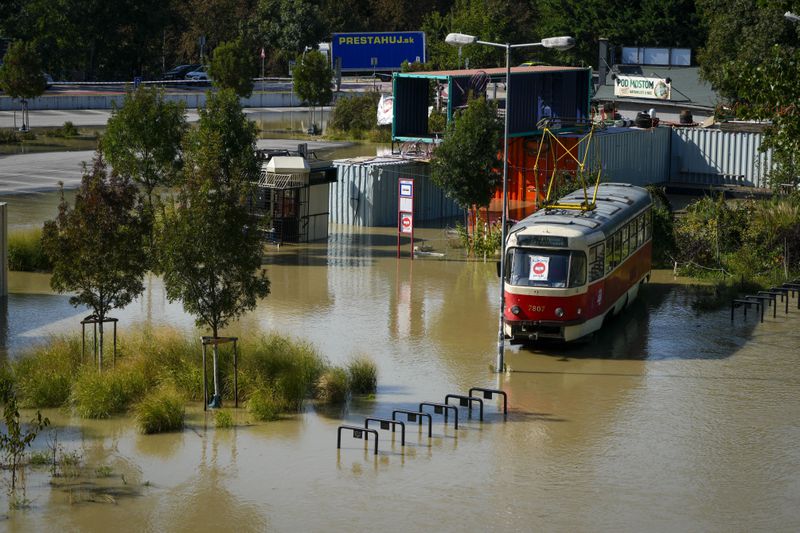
[506,248,586,288]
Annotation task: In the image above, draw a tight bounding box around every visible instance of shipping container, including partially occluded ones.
[330,158,464,226]
[392,66,592,142]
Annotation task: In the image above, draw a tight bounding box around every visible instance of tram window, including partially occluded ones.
[506,248,586,288]
[622,225,630,258]
[605,237,614,274]
[614,232,622,266]
[589,243,605,281]
[569,252,587,287]
[645,209,653,240]
[631,218,640,248]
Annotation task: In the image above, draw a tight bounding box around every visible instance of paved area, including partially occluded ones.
[0,138,352,195]
[0,106,337,129]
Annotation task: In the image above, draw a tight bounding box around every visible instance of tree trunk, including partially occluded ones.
[211,324,221,407]
[98,320,104,372]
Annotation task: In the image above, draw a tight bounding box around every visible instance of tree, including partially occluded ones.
[158,131,270,408]
[189,88,260,185]
[42,155,150,370]
[0,384,49,493]
[101,86,187,209]
[292,50,333,131]
[431,96,502,234]
[209,38,258,98]
[0,40,47,130]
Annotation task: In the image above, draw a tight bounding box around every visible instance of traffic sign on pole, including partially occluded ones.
[397,178,415,259]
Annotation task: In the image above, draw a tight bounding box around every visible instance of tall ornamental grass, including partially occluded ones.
[8,227,52,272]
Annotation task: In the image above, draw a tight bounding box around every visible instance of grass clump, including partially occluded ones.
[8,227,52,272]
[347,356,377,395]
[214,409,234,428]
[28,450,51,466]
[134,386,185,434]
[13,336,82,408]
[71,366,147,418]
[246,387,284,421]
[316,367,350,404]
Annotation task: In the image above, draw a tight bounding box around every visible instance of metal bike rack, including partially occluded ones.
[337,425,379,455]
[419,402,459,429]
[731,298,763,322]
[445,394,484,421]
[365,417,406,446]
[468,387,508,416]
[782,283,800,309]
[392,410,432,438]
[760,290,789,315]
[747,294,776,319]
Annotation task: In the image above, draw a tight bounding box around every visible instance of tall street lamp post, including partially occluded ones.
[444,33,575,373]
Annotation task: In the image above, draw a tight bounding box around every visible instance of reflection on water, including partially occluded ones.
[3,228,800,531]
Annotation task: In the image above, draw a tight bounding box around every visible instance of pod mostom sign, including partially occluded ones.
[331,32,426,71]
[614,75,671,100]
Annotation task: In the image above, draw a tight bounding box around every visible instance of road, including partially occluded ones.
[0,138,352,195]
[0,106,335,129]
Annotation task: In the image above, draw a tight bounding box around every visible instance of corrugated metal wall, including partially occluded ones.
[330,159,464,226]
[579,127,671,186]
[670,128,774,188]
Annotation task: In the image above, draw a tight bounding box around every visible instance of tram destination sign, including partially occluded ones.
[517,235,568,247]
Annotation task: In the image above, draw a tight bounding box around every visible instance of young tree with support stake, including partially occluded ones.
[157,90,270,408]
[41,155,150,371]
[0,40,47,131]
[292,50,333,134]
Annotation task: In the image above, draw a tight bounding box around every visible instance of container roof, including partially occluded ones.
[396,65,587,78]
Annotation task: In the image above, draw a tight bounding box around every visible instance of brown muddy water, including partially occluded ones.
[1,223,799,531]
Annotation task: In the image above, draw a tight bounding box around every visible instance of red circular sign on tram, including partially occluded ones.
[533,262,546,275]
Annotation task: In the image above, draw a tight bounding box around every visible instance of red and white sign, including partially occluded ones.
[400,212,413,234]
[529,255,550,281]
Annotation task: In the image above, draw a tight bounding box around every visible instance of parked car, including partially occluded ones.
[164,64,200,81]
[185,65,211,83]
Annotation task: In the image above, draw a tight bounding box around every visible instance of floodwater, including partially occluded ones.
[1,222,799,531]
[2,141,800,530]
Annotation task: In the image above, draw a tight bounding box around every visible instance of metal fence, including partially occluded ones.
[579,126,671,186]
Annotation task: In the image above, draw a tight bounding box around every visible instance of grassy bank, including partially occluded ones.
[8,227,51,272]
[7,327,377,433]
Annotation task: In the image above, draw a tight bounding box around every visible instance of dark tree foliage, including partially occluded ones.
[293,51,333,107]
[42,155,150,370]
[431,96,502,212]
[209,37,258,98]
[0,40,47,99]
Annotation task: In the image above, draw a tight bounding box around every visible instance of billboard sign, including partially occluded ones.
[614,75,671,100]
[332,32,426,71]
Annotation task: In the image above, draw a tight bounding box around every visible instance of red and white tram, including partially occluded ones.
[501,183,653,342]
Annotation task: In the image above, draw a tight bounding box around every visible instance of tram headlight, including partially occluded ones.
[555,307,565,318]
[510,305,521,316]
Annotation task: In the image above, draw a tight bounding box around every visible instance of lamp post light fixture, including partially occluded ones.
[444,32,574,374]
[786,11,800,22]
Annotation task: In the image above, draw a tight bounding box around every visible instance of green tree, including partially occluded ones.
[209,38,258,98]
[101,86,187,209]
[0,40,47,130]
[188,89,260,185]
[42,155,150,370]
[292,50,333,131]
[0,384,49,493]
[158,130,270,407]
[431,96,502,236]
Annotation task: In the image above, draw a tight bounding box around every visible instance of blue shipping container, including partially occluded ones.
[331,32,426,71]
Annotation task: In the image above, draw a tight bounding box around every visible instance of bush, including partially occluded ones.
[42,121,80,138]
[316,367,349,404]
[0,129,19,144]
[8,227,52,272]
[246,386,284,421]
[347,356,377,394]
[134,386,185,434]
[13,336,82,408]
[329,92,380,133]
[71,366,148,418]
[214,409,234,428]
